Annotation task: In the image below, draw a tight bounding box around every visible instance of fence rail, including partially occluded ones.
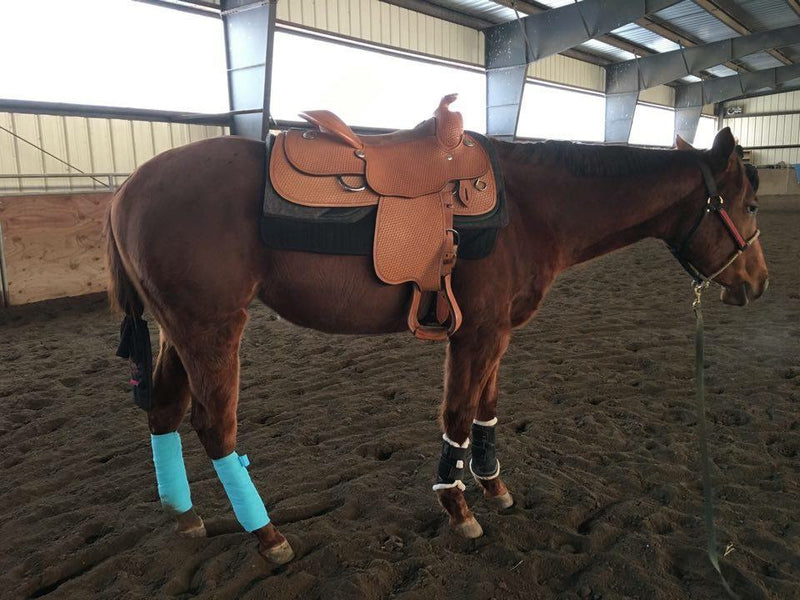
[0,172,132,195]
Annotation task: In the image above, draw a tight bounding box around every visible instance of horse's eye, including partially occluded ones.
[746,205,758,216]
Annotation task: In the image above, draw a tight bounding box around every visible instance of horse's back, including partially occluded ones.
[109,136,269,315]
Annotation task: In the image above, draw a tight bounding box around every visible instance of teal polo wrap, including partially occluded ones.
[212,452,270,532]
[150,432,193,514]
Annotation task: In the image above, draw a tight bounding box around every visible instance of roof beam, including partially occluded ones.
[605,22,800,142]
[485,0,681,69]
[490,0,657,57]
[634,14,749,74]
[608,25,800,95]
[692,0,794,65]
[674,63,800,141]
[676,63,800,107]
[485,0,684,138]
[787,0,800,18]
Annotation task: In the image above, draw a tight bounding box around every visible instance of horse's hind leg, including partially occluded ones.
[471,365,515,510]
[148,330,205,537]
[176,310,294,565]
[435,328,510,538]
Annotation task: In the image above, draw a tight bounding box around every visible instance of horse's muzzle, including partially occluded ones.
[720,278,769,306]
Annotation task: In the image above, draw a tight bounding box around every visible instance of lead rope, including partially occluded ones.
[692,282,740,600]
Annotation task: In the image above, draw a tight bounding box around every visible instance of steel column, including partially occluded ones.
[486,65,528,141]
[605,25,800,142]
[221,0,276,140]
[485,0,681,138]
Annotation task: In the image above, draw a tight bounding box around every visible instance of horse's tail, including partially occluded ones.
[105,200,143,318]
[105,196,153,410]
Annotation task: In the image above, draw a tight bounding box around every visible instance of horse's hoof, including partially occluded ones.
[260,539,295,565]
[176,521,207,538]
[486,491,515,511]
[175,510,206,537]
[453,517,483,539]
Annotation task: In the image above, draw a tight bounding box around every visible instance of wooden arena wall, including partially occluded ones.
[0,192,112,306]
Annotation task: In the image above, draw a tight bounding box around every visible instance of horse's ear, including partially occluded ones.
[675,135,694,150]
[709,127,736,170]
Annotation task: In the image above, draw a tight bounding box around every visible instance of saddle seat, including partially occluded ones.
[269,94,499,340]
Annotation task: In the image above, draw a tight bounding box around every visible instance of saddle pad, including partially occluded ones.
[260,132,508,260]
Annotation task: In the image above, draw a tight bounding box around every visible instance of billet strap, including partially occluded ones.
[298,110,362,150]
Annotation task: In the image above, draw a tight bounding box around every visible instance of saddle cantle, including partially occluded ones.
[268,94,500,340]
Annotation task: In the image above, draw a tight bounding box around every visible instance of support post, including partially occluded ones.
[221,0,277,140]
[485,66,528,140]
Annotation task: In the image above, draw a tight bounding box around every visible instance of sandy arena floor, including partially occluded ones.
[0,196,798,600]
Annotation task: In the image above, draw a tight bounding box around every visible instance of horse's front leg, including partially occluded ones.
[435,328,510,538]
[471,364,515,510]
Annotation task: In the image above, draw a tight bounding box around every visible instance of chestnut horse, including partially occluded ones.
[106,126,767,564]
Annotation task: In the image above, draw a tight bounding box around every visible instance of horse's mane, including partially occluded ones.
[503,139,760,194]
[507,139,702,178]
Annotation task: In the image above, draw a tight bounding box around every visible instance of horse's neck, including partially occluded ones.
[498,142,701,269]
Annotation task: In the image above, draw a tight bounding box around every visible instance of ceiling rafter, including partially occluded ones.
[787,0,800,17]
[634,14,750,74]
[692,0,794,65]
[489,0,657,57]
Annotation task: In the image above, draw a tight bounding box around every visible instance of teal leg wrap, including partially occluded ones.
[150,432,193,514]
[212,452,270,532]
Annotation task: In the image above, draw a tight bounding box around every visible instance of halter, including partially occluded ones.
[669,160,760,288]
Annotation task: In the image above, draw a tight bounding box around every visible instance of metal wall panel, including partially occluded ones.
[639,85,674,107]
[0,112,227,194]
[722,90,800,165]
[725,89,800,113]
[275,0,485,65]
[527,54,605,92]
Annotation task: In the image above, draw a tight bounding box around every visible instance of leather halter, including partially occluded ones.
[669,160,760,286]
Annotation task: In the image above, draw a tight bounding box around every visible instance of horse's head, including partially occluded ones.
[673,129,768,306]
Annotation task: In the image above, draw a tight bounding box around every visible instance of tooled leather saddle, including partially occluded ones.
[265,94,503,340]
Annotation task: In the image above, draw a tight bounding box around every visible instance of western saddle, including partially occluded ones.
[269,94,498,340]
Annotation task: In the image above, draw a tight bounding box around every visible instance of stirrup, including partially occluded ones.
[407,277,462,341]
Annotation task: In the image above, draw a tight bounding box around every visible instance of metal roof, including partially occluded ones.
[730,0,800,30]
[409,0,799,90]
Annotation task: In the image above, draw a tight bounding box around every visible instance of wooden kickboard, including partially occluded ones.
[0,192,113,305]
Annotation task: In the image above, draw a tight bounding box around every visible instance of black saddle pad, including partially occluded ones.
[259,131,508,260]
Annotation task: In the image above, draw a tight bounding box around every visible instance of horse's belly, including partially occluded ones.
[257,250,409,335]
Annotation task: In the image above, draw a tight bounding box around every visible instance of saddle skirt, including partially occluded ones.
[267,94,501,340]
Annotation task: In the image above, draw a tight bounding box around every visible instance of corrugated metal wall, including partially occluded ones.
[722,90,800,165]
[0,113,226,193]
[527,55,605,92]
[276,0,485,65]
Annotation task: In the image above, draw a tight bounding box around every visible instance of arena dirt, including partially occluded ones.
[0,196,798,600]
